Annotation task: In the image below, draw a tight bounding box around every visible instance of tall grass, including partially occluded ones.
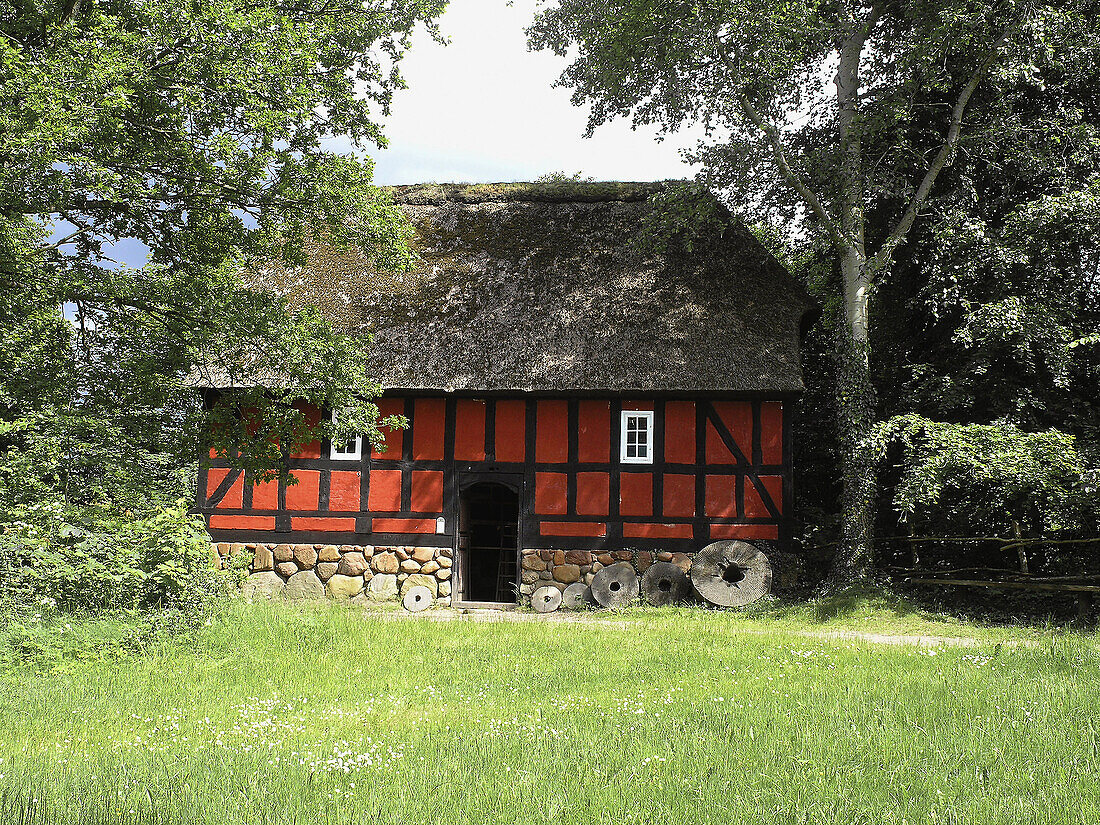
[1,602,1097,824]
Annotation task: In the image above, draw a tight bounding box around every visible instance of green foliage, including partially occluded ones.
[872,415,1100,537]
[0,500,223,612]
[0,0,444,508]
[638,182,728,254]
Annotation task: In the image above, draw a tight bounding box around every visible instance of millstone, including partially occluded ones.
[531,585,563,613]
[640,561,691,606]
[402,584,433,613]
[690,540,772,608]
[561,582,592,610]
[590,562,639,608]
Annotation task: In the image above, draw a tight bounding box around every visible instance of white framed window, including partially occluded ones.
[620,410,654,464]
[329,411,362,461]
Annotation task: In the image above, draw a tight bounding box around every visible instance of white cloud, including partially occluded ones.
[368,1,703,185]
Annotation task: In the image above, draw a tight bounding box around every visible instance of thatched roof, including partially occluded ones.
[218,181,813,394]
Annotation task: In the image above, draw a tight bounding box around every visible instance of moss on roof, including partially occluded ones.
[387,181,665,205]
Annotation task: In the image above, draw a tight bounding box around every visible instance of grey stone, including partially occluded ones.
[438,581,451,597]
[285,570,325,599]
[553,564,582,584]
[241,572,285,600]
[316,562,339,582]
[326,574,364,599]
[368,574,398,600]
[275,561,298,578]
[521,570,539,585]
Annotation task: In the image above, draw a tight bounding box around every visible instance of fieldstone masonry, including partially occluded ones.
[214,542,453,606]
[516,548,692,601]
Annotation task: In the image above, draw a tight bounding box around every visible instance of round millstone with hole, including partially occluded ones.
[640,561,691,606]
[562,582,592,610]
[402,584,433,612]
[590,562,640,608]
[532,585,563,613]
[690,540,772,608]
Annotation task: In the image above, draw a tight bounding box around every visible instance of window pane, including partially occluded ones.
[627,444,637,457]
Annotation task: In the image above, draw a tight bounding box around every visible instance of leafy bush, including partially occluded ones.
[0,500,223,612]
[872,414,1100,538]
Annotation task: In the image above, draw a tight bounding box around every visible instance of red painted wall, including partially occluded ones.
[201,395,789,548]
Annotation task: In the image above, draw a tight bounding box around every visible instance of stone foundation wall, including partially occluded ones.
[213,542,453,605]
[518,548,693,601]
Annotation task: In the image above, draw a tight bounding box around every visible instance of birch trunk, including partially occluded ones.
[832,16,876,580]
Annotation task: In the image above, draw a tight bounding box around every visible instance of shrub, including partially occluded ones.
[872,414,1100,539]
[0,500,223,612]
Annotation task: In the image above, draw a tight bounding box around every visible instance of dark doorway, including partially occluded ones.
[458,482,520,603]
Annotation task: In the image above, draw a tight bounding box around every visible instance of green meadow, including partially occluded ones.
[1,599,1098,825]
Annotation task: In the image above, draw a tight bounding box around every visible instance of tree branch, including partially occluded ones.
[715,49,854,252]
[869,22,1020,275]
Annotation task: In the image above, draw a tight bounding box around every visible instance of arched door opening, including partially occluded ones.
[458,481,520,603]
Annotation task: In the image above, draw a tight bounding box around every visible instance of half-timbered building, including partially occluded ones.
[199,182,812,606]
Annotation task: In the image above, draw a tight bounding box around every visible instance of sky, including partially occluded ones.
[366,1,702,185]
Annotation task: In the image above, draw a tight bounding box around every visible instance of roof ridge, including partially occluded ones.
[386,180,685,205]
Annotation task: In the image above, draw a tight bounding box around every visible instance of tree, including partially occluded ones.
[528,0,1088,577]
[0,0,444,520]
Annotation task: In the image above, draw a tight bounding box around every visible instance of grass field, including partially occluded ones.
[1,597,1098,824]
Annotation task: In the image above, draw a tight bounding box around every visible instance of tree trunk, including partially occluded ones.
[831,18,877,581]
